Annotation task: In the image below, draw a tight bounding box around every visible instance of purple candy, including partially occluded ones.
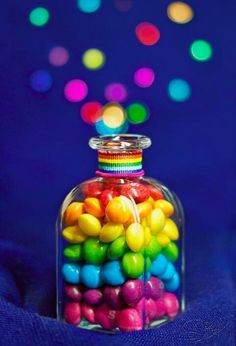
[95,303,118,330]
[64,302,81,325]
[104,285,124,309]
[81,302,95,324]
[146,276,164,300]
[83,288,103,306]
[117,308,143,332]
[122,279,144,306]
[64,284,83,302]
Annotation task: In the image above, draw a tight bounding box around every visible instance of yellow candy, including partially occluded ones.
[62,225,87,243]
[162,219,179,240]
[100,223,124,243]
[137,201,152,219]
[148,208,166,235]
[154,199,174,217]
[141,217,148,228]
[144,226,151,246]
[63,202,84,226]
[126,223,144,252]
[157,233,170,247]
[78,213,101,236]
[105,196,133,224]
[147,196,155,207]
[84,197,104,218]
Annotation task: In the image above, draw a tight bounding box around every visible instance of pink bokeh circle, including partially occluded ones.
[134,67,155,88]
[64,79,88,102]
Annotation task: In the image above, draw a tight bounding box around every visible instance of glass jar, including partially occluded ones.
[56,134,185,332]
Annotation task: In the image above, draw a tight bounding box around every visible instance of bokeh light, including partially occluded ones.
[167,2,193,24]
[80,101,102,124]
[190,40,213,62]
[114,0,133,12]
[95,119,129,135]
[77,0,101,13]
[29,69,53,92]
[167,78,191,102]
[135,22,160,46]
[48,46,69,67]
[64,79,88,102]
[29,7,50,27]
[82,49,105,70]
[134,67,155,88]
[102,103,126,128]
[126,103,149,124]
[104,83,127,102]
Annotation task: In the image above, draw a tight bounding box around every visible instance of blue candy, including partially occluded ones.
[101,260,126,286]
[150,254,168,277]
[159,262,175,281]
[164,272,180,292]
[80,264,102,288]
[139,271,151,281]
[62,263,80,284]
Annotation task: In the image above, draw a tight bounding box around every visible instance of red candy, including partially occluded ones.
[100,189,119,207]
[146,185,164,200]
[64,285,83,302]
[120,182,150,203]
[64,302,81,325]
[95,303,119,330]
[81,303,96,323]
[82,181,104,198]
[117,308,143,332]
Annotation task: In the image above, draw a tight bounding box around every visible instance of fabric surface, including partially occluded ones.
[1,0,236,345]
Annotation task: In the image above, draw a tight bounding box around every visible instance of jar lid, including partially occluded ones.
[89,134,151,151]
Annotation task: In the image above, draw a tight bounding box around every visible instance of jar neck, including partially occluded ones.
[96,150,144,178]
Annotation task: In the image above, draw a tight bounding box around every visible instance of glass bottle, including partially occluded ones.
[56,134,185,332]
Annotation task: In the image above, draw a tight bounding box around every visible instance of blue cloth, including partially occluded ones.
[1,0,236,344]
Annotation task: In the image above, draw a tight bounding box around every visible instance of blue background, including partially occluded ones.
[0,0,236,345]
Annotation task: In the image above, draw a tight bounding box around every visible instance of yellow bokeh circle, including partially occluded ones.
[102,103,126,128]
[167,2,193,24]
[82,48,105,70]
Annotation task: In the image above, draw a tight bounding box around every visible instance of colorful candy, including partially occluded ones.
[63,202,84,226]
[61,179,182,331]
[78,214,101,236]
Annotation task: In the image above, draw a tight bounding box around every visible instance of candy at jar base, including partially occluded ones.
[160,292,179,317]
[117,308,143,332]
[81,303,96,324]
[95,303,118,330]
[83,288,103,306]
[135,297,157,321]
[64,302,81,325]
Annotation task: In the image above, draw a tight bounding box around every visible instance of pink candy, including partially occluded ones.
[83,288,103,306]
[64,284,83,302]
[81,303,96,323]
[64,302,81,325]
[161,292,179,317]
[95,304,119,330]
[117,308,143,332]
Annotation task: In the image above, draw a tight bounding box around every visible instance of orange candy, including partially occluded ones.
[105,196,133,224]
[84,197,105,218]
[154,199,174,217]
[137,201,152,219]
[63,202,84,226]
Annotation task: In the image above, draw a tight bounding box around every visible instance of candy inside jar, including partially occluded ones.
[56,134,185,332]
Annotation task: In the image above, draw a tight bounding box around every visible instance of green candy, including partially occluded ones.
[63,244,83,261]
[83,238,108,265]
[107,236,128,260]
[122,252,144,278]
[142,236,161,260]
[162,241,179,262]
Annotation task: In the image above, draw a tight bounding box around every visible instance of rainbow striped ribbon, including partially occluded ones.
[97,150,143,177]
